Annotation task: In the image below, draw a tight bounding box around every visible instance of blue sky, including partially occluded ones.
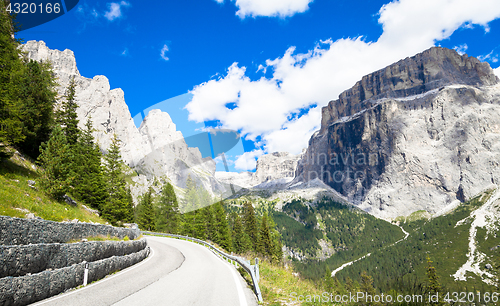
[18,0,500,172]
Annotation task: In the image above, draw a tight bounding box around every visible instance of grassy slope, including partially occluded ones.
[0,151,106,223]
[259,260,325,306]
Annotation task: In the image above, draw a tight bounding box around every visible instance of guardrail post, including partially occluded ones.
[254,258,259,282]
[83,261,89,286]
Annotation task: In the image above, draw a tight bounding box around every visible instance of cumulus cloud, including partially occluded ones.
[188,0,500,168]
[229,0,314,18]
[160,44,170,61]
[494,67,500,78]
[234,149,265,171]
[104,1,130,21]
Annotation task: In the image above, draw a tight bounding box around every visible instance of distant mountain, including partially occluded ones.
[294,46,500,219]
[215,151,302,189]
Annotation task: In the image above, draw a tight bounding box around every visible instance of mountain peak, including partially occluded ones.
[321,46,499,133]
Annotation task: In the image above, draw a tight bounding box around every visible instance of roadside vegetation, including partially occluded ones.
[66,234,142,243]
[0,149,105,223]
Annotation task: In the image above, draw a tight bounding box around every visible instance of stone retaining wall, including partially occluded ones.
[0,247,149,306]
[0,239,147,278]
[0,216,140,245]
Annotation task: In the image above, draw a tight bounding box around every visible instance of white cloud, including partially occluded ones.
[121,48,129,56]
[230,0,314,18]
[478,50,499,63]
[104,1,130,21]
[160,44,169,61]
[188,0,500,168]
[494,67,500,78]
[234,149,264,171]
[453,44,468,55]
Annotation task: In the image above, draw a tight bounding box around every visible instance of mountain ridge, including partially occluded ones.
[294,46,500,219]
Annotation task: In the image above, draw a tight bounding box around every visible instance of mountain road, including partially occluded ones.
[32,236,258,306]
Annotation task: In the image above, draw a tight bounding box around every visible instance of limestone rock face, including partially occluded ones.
[215,151,302,189]
[319,47,499,134]
[22,40,220,201]
[295,47,500,219]
[136,109,219,192]
[22,40,150,167]
[215,171,253,189]
[251,152,301,186]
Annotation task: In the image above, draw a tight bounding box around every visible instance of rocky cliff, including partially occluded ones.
[215,151,302,189]
[135,109,219,192]
[22,40,149,166]
[22,41,218,201]
[295,47,500,219]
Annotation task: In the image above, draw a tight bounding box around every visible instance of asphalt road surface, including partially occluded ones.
[32,236,258,306]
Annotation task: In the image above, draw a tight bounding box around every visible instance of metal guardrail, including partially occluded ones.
[141,231,263,303]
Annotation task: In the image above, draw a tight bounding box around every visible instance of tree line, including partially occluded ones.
[1,1,57,161]
[37,77,134,225]
[135,175,283,262]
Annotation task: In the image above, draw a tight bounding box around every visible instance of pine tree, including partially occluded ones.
[17,59,57,159]
[243,201,260,252]
[213,201,232,251]
[360,271,379,306]
[181,175,206,239]
[203,204,216,241]
[259,213,273,257]
[426,256,444,305]
[72,118,107,210]
[0,2,25,159]
[56,76,79,146]
[156,182,180,233]
[267,213,283,263]
[231,212,245,253]
[183,175,199,213]
[37,126,72,200]
[136,187,156,231]
[345,277,355,293]
[102,134,133,224]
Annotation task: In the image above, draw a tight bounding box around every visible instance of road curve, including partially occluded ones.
[32,236,258,306]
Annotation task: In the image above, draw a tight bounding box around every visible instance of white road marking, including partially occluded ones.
[224,260,248,306]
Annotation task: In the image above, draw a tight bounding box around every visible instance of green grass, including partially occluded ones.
[259,260,325,306]
[0,152,106,223]
[66,234,137,243]
[395,210,431,223]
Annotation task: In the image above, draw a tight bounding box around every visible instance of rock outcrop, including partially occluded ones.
[252,152,301,186]
[295,47,500,219]
[215,151,302,189]
[22,41,219,201]
[22,40,150,167]
[135,109,219,192]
